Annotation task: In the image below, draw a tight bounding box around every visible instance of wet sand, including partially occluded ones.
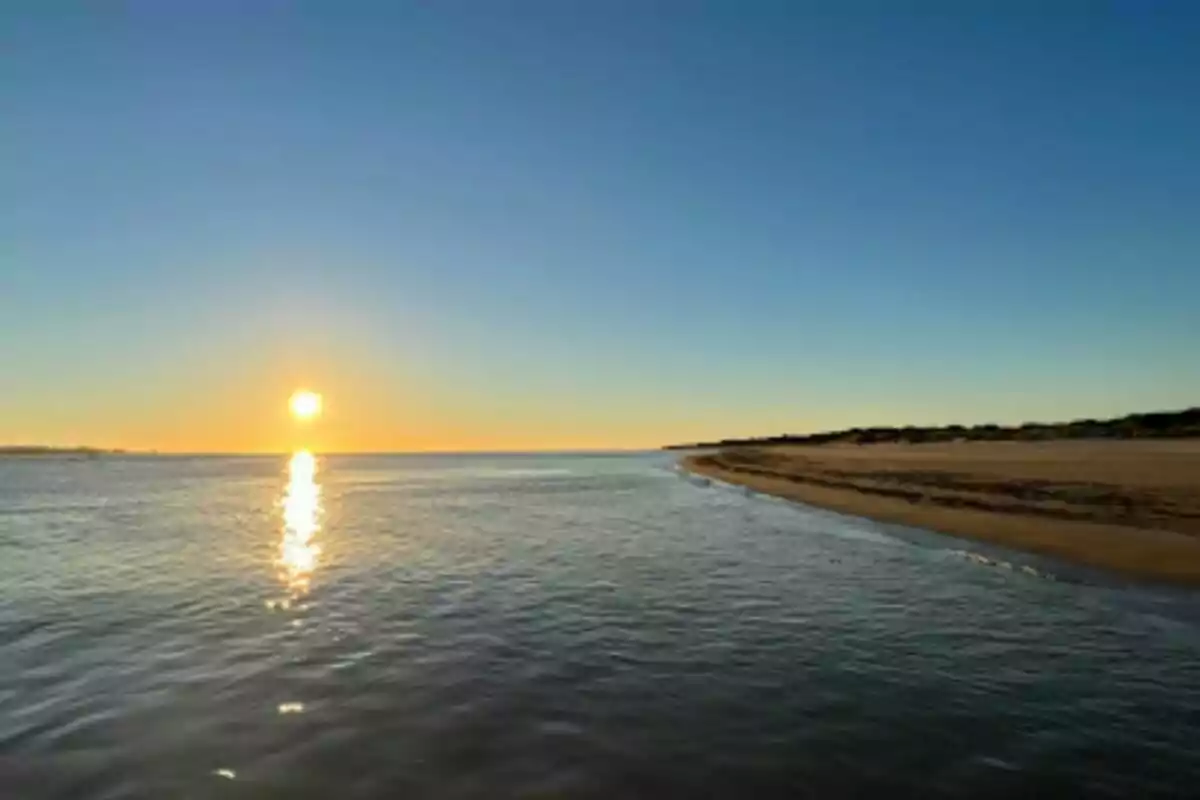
[683,440,1200,584]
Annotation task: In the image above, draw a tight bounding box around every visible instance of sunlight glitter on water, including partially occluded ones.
[278,450,321,595]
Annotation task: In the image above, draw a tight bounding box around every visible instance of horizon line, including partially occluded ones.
[0,446,658,457]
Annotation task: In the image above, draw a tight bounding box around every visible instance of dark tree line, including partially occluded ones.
[666,407,1200,450]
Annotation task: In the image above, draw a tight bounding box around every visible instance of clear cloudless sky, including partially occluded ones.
[3,1,1198,452]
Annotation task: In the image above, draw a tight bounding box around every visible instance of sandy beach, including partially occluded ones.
[683,440,1200,584]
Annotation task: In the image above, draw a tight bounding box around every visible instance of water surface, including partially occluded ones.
[3,454,1199,798]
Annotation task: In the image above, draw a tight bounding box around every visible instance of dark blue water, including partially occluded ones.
[3,454,1199,798]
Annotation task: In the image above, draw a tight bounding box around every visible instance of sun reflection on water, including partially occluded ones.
[279,450,321,595]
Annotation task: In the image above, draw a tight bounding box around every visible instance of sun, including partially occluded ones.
[289,390,322,421]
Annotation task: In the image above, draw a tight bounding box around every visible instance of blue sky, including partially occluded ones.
[3,1,1198,450]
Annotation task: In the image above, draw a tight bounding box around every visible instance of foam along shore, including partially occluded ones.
[682,440,1200,585]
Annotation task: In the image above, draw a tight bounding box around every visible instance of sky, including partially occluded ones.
[3,1,1198,452]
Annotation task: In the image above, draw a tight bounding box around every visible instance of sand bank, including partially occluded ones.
[683,440,1200,585]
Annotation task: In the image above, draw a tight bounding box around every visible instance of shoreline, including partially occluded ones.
[681,441,1200,586]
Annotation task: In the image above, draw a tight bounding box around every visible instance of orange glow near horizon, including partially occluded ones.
[2,327,792,452]
[2,373,789,453]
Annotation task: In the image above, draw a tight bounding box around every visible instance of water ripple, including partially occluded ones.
[1,454,1199,798]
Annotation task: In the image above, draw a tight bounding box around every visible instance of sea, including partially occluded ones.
[3,452,1199,798]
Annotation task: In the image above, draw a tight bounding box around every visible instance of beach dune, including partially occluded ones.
[684,440,1200,584]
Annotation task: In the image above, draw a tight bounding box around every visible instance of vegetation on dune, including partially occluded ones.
[665,407,1200,450]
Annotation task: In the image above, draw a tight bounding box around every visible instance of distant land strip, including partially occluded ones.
[0,446,124,457]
